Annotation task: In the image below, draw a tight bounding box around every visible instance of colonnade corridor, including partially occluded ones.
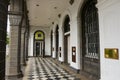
[22,57,82,80]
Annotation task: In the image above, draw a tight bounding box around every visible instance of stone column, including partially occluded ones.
[7,15,23,79]
[25,31,29,61]
[6,0,23,79]
[52,32,56,58]
[0,0,8,80]
[21,28,25,65]
[22,31,26,66]
[59,27,64,62]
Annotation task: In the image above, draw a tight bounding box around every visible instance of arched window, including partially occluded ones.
[64,15,70,33]
[81,0,100,79]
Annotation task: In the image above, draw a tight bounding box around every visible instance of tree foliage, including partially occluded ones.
[6,33,9,45]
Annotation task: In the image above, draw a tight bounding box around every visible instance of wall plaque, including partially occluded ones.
[72,46,76,62]
[105,48,119,60]
[59,47,61,57]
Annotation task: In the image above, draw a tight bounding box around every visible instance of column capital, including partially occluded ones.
[9,15,22,26]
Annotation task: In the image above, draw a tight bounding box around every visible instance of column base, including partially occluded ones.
[6,71,23,79]
[17,71,23,78]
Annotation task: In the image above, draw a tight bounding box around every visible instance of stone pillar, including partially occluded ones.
[21,28,25,65]
[6,0,23,79]
[22,31,26,66]
[25,31,29,61]
[52,32,56,58]
[0,0,8,80]
[59,27,64,62]
[7,15,23,79]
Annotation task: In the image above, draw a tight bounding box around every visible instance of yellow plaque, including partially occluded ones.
[105,48,119,60]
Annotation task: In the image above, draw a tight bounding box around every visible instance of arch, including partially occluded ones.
[33,30,45,57]
[63,15,70,33]
[61,12,71,31]
[34,30,45,41]
[53,20,59,33]
[79,0,100,79]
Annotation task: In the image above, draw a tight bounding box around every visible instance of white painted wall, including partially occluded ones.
[52,0,83,70]
[28,26,51,56]
[97,0,120,80]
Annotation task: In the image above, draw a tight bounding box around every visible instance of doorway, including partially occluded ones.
[34,30,45,57]
[35,41,44,57]
[64,35,70,64]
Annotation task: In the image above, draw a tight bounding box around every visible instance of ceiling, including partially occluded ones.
[27,0,70,27]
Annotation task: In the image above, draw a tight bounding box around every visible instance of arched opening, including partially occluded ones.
[33,30,45,57]
[55,25,59,59]
[81,0,100,79]
[51,30,53,57]
[63,15,70,64]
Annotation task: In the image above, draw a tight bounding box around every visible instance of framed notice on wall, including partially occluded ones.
[72,46,76,62]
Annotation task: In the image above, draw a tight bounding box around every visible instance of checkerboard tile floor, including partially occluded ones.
[23,57,80,80]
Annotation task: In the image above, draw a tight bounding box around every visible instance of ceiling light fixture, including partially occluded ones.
[36,4,39,6]
[54,7,57,9]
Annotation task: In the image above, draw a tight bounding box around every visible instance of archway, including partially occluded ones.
[63,15,70,64]
[55,25,59,59]
[33,30,45,57]
[81,0,100,79]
